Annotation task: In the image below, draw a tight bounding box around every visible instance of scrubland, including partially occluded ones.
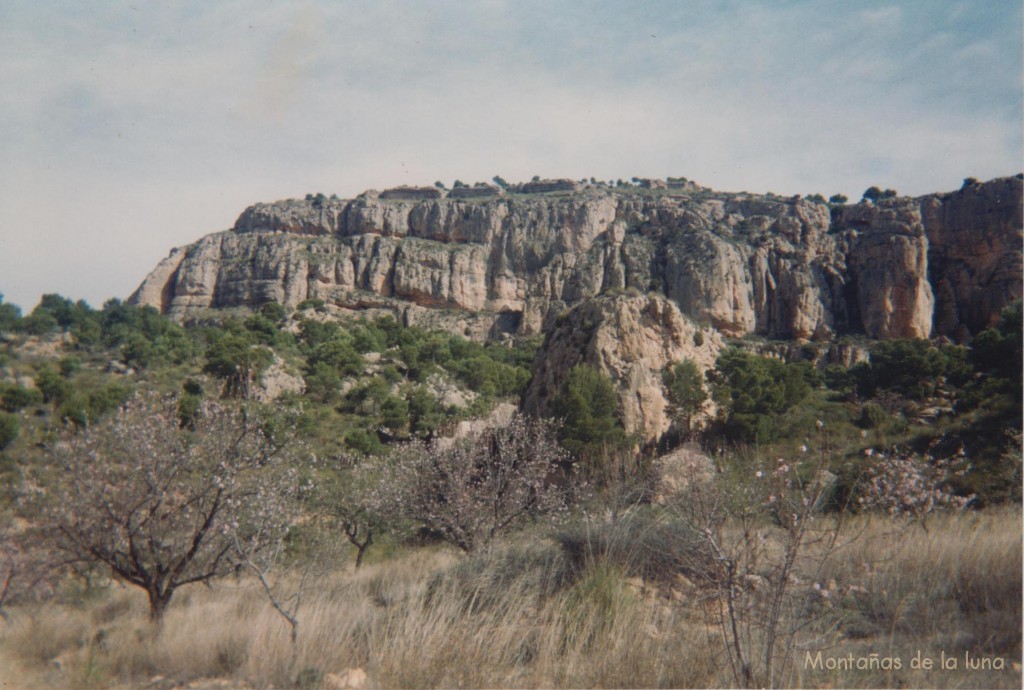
[1,507,1018,690]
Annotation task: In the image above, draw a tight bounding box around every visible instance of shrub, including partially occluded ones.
[0,293,21,332]
[370,413,575,552]
[552,365,629,478]
[203,333,274,399]
[259,302,287,323]
[120,333,155,369]
[406,386,444,438]
[344,427,384,456]
[0,384,42,412]
[306,339,363,376]
[823,364,853,393]
[20,310,58,335]
[555,509,707,586]
[854,339,951,400]
[970,301,1022,390]
[296,298,324,311]
[709,349,815,443]
[857,402,887,429]
[303,362,343,404]
[0,413,18,451]
[34,366,70,405]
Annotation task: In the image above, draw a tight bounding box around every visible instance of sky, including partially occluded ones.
[1,0,1021,311]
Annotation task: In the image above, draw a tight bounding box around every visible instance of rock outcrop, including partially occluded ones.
[921,177,1024,339]
[131,177,1023,343]
[522,293,724,443]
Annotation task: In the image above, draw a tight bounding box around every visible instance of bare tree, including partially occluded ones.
[231,507,311,681]
[327,459,395,570]
[666,439,852,689]
[370,413,576,553]
[32,393,300,623]
[0,524,60,619]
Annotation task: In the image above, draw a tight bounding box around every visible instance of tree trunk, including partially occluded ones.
[354,538,371,570]
[147,587,173,626]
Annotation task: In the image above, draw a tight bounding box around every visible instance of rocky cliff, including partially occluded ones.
[131,177,1022,343]
[522,293,723,444]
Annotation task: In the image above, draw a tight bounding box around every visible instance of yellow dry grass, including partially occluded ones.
[0,509,1019,689]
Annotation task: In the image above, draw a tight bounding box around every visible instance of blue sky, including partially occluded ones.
[1,0,1021,310]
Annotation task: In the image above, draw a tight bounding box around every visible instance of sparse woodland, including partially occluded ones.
[0,289,1020,689]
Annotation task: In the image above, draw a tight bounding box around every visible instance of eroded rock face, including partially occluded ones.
[921,177,1024,339]
[522,293,724,443]
[837,201,935,339]
[131,177,1022,342]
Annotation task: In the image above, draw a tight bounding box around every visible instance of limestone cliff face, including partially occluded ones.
[522,293,724,443]
[836,201,935,339]
[920,177,1024,339]
[131,177,1023,342]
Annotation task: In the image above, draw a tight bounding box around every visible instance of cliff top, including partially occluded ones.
[240,174,1024,230]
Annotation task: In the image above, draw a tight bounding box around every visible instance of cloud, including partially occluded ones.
[859,5,903,26]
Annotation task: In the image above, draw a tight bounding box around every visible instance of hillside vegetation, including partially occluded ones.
[0,290,1020,689]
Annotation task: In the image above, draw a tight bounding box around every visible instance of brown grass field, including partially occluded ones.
[0,507,1020,689]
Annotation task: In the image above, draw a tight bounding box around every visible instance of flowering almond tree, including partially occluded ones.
[371,413,575,553]
[34,393,300,623]
[857,448,974,517]
[0,524,58,620]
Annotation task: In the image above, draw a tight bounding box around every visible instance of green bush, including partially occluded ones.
[407,386,444,438]
[178,392,203,429]
[709,349,816,443]
[970,301,1022,393]
[1,384,42,412]
[854,339,969,400]
[296,298,325,311]
[57,383,131,428]
[203,332,274,398]
[380,395,410,435]
[307,339,363,376]
[35,366,70,405]
[100,301,196,365]
[552,365,629,477]
[350,323,387,354]
[296,318,343,348]
[0,413,18,450]
[857,402,887,429]
[344,427,384,455]
[0,293,21,332]
[823,364,853,393]
[21,310,58,335]
[258,301,287,323]
[304,362,344,403]
[120,333,155,369]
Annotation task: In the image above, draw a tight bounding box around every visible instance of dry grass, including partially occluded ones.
[800,506,1023,688]
[0,509,1020,689]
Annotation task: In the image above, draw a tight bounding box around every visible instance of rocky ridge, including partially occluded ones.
[131,177,1023,344]
[129,177,1022,441]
